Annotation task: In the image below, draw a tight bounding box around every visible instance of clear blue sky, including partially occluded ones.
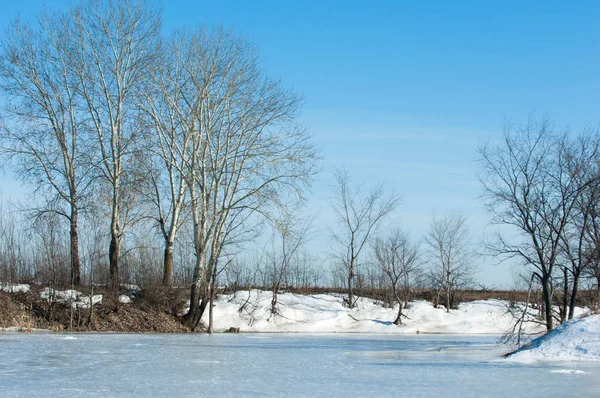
[1,0,600,287]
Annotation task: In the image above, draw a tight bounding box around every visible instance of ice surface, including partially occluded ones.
[507,314,600,362]
[0,333,598,397]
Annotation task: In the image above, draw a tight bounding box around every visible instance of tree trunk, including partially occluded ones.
[393,290,403,325]
[541,275,554,331]
[561,267,568,323]
[445,269,451,312]
[208,283,214,334]
[185,281,209,330]
[271,262,278,314]
[70,206,81,286]
[208,259,218,333]
[568,271,580,320]
[271,287,278,315]
[162,240,174,286]
[184,254,209,331]
[109,233,120,289]
[347,266,354,309]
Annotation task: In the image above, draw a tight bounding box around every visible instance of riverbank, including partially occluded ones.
[0,284,189,333]
[3,283,589,335]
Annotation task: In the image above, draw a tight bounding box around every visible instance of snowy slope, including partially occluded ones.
[507,314,600,362]
[200,290,549,335]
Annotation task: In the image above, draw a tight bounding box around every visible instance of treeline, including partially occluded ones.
[0,0,318,329]
[0,0,482,332]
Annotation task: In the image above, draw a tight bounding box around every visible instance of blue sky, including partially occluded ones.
[1,1,600,287]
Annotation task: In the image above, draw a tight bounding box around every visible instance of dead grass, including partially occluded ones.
[0,285,190,333]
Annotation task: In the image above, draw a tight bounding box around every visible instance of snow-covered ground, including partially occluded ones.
[0,283,135,309]
[507,314,600,362]
[0,283,30,293]
[199,290,555,335]
[39,287,104,309]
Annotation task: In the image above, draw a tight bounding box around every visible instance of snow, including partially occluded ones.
[121,284,140,294]
[0,282,30,293]
[198,290,550,335]
[119,295,132,304]
[40,287,103,309]
[506,314,600,362]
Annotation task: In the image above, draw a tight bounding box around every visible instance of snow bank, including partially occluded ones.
[198,290,548,335]
[40,288,103,309]
[507,314,600,362]
[0,283,30,293]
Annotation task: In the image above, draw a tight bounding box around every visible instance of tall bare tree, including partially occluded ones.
[70,0,161,287]
[373,228,421,324]
[0,14,94,286]
[150,27,317,330]
[424,211,475,312]
[478,118,581,330]
[331,169,400,308]
[138,33,193,286]
[556,132,600,320]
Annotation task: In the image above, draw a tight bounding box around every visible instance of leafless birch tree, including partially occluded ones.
[150,28,317,330]
[0,14,94,286]
[70,0,161,287]
[138,33,193,286]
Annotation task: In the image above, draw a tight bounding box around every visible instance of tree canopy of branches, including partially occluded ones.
[478,118,599,330]
[331,169,400,308]
[424,211,475,312]
[71,0,162,288]
[268,213,312,315]
[159,28,318,330]
[373,228,421,324]
[0,10,96,286]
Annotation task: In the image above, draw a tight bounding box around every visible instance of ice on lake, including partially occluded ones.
[0,333,598,397]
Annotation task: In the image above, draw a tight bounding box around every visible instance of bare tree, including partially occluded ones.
[424,211,475,312]
[268,213,312,315]
[154,27,317,330]
[70,0,161,288]
[138,33,193,286]
[0,14,95,286]
[583,196,600,305]
[478,118,581,330]
[373,228,421,324]
[331,169,400,308]
[557,132,600,320]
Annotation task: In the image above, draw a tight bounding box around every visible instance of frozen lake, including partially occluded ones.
[0,333,598,397]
